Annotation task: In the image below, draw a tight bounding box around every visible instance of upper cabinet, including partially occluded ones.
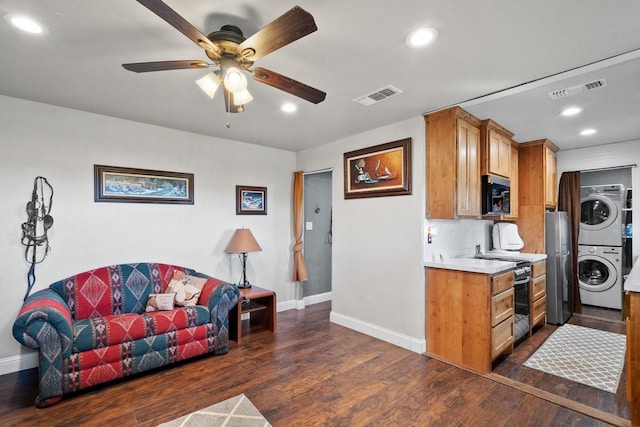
[517,139,559,253]
[504,141,519,221]
[425,107,482,219]
[545,145,558,208]
[480,119,513,179]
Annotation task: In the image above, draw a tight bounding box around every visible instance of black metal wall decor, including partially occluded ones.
[21,176,54,300]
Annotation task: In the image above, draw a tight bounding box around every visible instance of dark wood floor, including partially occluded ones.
[493,304,628,423]
[0,302,629,426]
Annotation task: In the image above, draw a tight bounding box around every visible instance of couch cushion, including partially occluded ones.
[50,263,196,320]
[72,306,210,352]
[145,293,176,312]
[166,272,207,307]
[143,305,210,336]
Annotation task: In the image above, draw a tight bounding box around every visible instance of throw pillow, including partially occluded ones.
[146,293,176,312]
[166,274,208,306]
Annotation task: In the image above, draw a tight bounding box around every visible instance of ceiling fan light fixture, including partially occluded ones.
[233,89,253,105]
[196,72,222,99]
[224,67,247,93]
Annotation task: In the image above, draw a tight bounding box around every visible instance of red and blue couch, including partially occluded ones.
[13,262,239,407]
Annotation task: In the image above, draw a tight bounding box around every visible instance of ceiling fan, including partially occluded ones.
[122,0,326,114]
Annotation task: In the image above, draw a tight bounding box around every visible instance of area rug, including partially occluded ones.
[157,394,271,427]
[523,323,626,393]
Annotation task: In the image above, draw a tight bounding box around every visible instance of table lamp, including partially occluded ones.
[225,228,262,288]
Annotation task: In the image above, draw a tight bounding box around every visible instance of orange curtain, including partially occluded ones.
[558,171,581,313]
[292,171,308,282]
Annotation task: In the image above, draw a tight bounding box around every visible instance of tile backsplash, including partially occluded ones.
[424,219,494,262]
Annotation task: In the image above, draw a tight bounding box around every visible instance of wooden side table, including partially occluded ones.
[229,285,276,344]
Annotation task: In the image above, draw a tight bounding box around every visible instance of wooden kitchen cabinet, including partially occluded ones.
[504,141,519,220]
[545,145,558,208]
[425,107,482,219]
[426,267,514,373]
[480,119,513,179]
[530,260,547,333]
[516,139,559,253]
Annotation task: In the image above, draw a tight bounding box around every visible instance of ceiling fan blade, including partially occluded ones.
[237,6,317,61]
[252,67,326,104]
[136,0,220,58]
[122,60,210,73]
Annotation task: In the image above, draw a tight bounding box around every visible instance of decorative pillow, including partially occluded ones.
[146,293,176,312]
[166,273,208,307]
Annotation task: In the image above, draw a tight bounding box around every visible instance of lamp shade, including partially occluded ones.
[225,228,262,254]
[196,72,222,99]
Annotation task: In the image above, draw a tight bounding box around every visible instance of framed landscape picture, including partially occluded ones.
[343,138,412,199]
[94,165,194,204]
[236,185,267,215]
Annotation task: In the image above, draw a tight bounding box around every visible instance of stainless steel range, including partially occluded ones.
[512,261,531,343]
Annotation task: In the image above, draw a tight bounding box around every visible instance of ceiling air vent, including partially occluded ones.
[548,79,607,100]
[354,85,403,106]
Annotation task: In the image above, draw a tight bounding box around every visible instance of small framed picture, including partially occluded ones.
[236,185,267,215]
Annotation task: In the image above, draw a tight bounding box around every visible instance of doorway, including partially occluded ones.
[579,167,633,320]
[303,171,332,301]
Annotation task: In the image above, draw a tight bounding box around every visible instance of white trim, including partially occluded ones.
[303,167,333,176]
[276,299,298,312]
[278,292,332,311]
[330,311,426,354]
[304,291,331,306]
[0,352,38,375]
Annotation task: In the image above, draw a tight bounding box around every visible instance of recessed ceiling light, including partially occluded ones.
[580,128,597,136]
[3,14,47,34]
[561,106,582,116]
[405,28,439,48]
[281,103,297,113]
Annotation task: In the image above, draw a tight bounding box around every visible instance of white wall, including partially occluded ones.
[424,219,494,262]
[557,139,640,265]
[0,95,296,374]
[296,116,427,353]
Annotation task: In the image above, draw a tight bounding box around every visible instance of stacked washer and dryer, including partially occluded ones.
[578,184,625,310]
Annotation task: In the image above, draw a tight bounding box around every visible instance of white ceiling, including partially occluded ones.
[1,0,639,152]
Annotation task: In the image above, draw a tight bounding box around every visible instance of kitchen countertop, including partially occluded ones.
[625,258,640,292]
[424,258,517,274]
[475,251,547,262]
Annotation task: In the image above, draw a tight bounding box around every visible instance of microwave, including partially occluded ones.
[482,175,510,215]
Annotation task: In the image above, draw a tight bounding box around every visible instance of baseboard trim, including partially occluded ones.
[0,352,38,376]
[278,292,332,311]
[330,311,426,354]
[304,291,331,307]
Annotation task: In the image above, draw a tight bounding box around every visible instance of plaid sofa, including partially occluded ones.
[13,262,239,407]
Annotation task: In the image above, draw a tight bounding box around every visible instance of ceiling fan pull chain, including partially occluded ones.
[226,96,232,128]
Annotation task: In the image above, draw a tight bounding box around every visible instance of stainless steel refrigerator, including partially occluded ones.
[545,211,574,324]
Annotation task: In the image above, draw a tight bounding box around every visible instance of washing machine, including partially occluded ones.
[579,184,624,246]
[577,245,623,310]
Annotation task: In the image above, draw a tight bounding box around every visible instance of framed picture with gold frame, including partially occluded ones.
[343,138,412,199]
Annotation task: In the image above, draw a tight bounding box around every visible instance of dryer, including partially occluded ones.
[579,184,624,247]
[577,245,623,310]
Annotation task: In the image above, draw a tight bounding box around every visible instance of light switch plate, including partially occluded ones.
[306,221,313,230]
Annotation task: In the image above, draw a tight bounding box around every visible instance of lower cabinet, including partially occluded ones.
[426,267,515,373]
[530,260,547,333]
